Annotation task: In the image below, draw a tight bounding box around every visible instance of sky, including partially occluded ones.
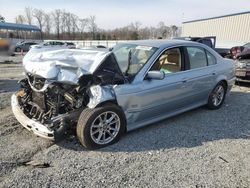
[0,0,250,29]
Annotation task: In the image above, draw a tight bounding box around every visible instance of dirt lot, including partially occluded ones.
[0,62,250,187]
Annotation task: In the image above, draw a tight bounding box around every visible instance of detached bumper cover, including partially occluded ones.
[11,94,55,140]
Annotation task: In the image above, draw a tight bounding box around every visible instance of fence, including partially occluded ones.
[44,40,129,48]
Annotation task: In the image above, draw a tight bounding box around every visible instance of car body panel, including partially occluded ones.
[12,39,236,138]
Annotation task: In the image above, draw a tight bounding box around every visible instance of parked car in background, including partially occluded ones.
[243,42,250,49]
[175,36,231,58]
[65,42,76,49]
[11,40,235,149]
[226,43,250,83]
[234,45,250,83]
[13,41,38,52]
[31,41,75,48]
[81,45,108,50]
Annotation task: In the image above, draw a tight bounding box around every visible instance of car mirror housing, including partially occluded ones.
[146,71,165,80]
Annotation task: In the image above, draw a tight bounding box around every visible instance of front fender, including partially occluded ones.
[87,85,116,108]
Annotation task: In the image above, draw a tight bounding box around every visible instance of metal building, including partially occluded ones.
[182,11,250,48]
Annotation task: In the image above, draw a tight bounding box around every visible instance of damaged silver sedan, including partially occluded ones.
[12,40,235,149]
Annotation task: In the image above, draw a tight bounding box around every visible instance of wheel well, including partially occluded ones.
[220,80,228,91]
[95,100,118,107]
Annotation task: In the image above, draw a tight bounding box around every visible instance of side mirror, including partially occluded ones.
[146,71,165,80]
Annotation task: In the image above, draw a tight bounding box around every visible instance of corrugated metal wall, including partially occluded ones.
[182,13,250,47]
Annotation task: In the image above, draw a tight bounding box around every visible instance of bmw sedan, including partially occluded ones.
[11,40,235,149]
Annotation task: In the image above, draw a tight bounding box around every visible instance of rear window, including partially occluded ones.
[187,47,207,69]
[206,51,217,65]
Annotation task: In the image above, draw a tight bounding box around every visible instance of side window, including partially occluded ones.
[187,47,207,69]
[206,51,216,65]
[151,48,182,74]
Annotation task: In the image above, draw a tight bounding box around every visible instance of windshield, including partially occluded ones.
[112,43,158,76]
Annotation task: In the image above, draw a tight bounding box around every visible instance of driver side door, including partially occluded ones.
[116,47,191,129]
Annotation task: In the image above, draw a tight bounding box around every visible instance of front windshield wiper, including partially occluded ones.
[125,49,132,76]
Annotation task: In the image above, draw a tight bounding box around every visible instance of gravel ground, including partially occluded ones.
[0,63,250,188]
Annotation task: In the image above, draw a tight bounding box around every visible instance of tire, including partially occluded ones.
[207,82,226,110]
[76,103,126,149]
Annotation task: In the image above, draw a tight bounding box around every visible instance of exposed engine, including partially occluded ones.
[18,76,87,127]
[17,68,124,138]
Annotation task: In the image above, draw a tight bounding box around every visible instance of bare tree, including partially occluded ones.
[33,9,45,39]
[64,12,72,39]
[15,15,26,24]
[52,9,61,39]
[44,13,52,36]
[170,25,178,38]
[14,7,182,40]
[70,13,79,39]
[60,10,67,39]
[0,15,5,22]
[24,7,33,25]
[134,21,142,31]
[157,21,171,38]
[79,18,88,39]
[88,15,97,40]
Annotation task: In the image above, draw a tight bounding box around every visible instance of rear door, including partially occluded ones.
[182,46,218,105]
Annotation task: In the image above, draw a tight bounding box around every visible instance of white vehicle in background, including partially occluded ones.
[30,41,76,49]
[65,42,76,49]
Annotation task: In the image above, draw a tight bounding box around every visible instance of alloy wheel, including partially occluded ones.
[90,111,120,145]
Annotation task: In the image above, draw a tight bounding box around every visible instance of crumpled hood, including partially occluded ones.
[23,48,110,83]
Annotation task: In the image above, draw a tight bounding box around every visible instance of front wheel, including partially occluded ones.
[207,82,226,110]
[76,104,126,149]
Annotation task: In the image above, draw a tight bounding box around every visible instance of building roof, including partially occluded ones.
[183,11,250,24]
[0,22,41,31]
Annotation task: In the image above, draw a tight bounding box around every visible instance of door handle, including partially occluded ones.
[211,71,216,75]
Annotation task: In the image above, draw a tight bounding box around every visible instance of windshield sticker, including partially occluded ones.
[135,46,152,51]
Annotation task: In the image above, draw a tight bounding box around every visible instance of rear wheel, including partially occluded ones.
[207,82,226,109]
[76,104,126,149]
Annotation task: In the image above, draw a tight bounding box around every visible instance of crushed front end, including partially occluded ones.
[11,76,86,140]
[11,48,125,140]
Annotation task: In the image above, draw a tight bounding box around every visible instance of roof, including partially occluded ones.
[183,11,250,24]
[0,22,41,31]
[121,39,197,48]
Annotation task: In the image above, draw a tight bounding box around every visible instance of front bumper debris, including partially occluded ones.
[11,94,55,140]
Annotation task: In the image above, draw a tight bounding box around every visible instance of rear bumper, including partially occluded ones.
[11,94,55,140]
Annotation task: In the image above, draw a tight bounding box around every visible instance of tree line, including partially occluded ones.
[7,7,181,40]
